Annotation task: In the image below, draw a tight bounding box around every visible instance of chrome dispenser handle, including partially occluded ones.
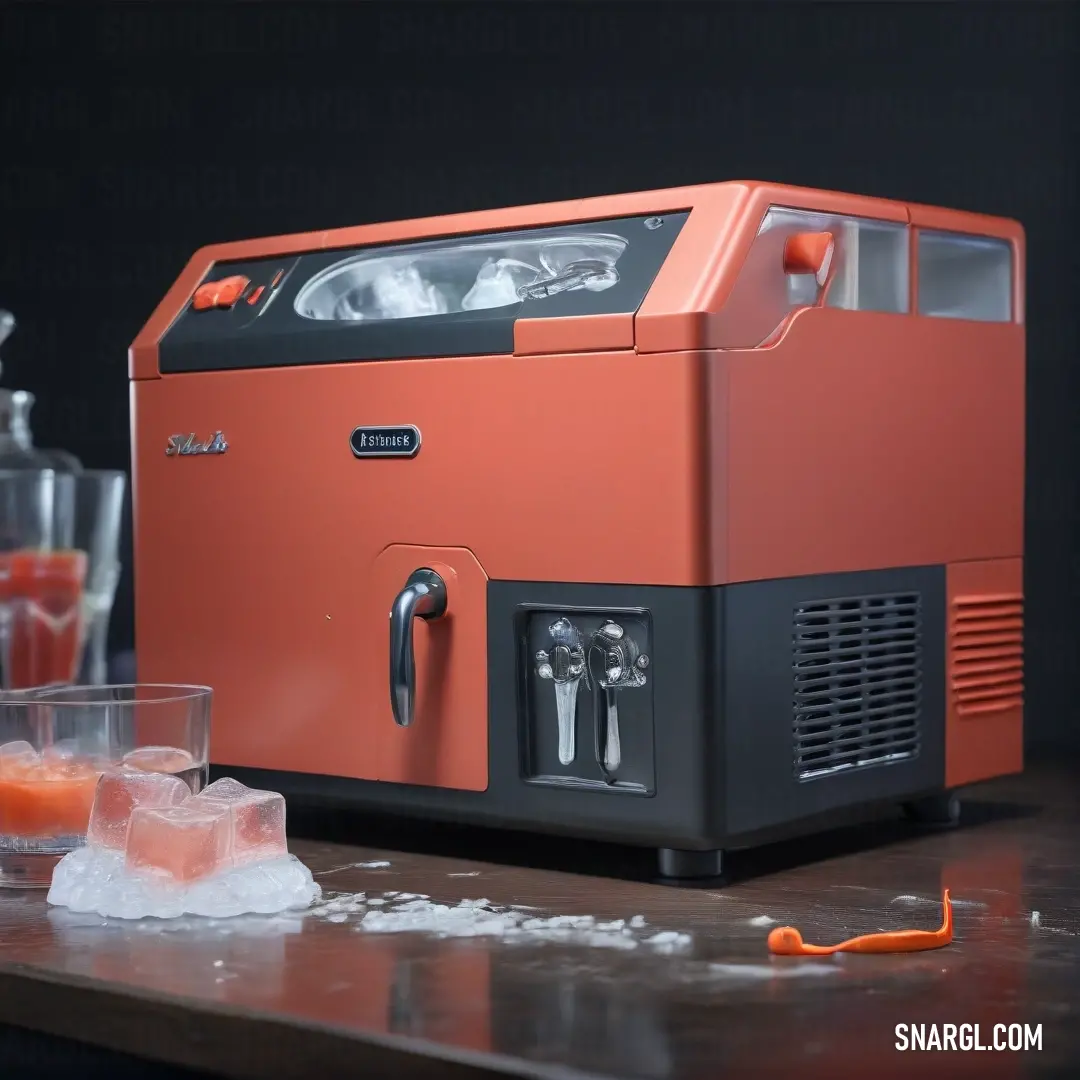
[536,619,588,767]
[389,568,447,728]
[589,620,649,777]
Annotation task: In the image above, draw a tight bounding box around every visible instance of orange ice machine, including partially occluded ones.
[130,182,1025,877]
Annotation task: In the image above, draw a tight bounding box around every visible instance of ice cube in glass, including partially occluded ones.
[0,739,40,778]
[121,745,195,776]
[41,742,77,765]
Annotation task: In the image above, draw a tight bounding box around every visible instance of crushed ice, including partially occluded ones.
[708,962,837,980]
[317,859,392,876]
[306,891,691,953]
[891,894,985,909]
[48,846,320,920]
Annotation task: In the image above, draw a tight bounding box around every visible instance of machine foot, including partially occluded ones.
[903,791,961,827]
[657,848,724,879]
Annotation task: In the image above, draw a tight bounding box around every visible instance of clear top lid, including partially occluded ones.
[294,233,630,323]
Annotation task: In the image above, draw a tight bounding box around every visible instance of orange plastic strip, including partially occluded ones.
[768,890,953,955]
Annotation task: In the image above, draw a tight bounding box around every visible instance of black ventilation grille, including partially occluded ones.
[792,593,922,781]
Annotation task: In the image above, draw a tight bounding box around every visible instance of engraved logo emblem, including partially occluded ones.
[350,425,421,459]
[165,432,229,457]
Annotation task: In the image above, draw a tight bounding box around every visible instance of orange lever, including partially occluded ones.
[768,889,953,956]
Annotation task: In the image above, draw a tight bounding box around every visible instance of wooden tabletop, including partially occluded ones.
[1,763,1078,1079]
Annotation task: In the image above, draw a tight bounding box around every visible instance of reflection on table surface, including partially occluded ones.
[1,764,1079,1080]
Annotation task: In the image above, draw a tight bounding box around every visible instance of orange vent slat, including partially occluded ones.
[950,617,1023,636]
[955,593,1024,605]
[953,603,1023,621]
[959,669,1023,686]
[957,697,1024,717]
[959,660,1023,678]
[953,632,1025,649]
[950,644,1022,663]
[956,681,1024,701]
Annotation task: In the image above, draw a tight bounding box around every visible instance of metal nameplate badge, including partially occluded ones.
[350,425,421,459]
[165,432,229,457]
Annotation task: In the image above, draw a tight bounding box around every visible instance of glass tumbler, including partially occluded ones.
[0,683,212,888]
[70,470,126,685]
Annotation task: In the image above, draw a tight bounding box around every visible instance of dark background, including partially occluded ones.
[1,0,1076,750]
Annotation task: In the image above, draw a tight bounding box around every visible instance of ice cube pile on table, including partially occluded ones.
[48,773,320,919]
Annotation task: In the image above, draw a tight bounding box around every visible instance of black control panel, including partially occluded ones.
[158,212,689,374]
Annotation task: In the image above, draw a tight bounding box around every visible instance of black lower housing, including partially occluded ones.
[224,566,947,868]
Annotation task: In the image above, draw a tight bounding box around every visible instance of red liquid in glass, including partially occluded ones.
[0,549,87,688]
[0,760,101,838]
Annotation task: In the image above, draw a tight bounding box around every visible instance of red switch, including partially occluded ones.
[192,275,251,311]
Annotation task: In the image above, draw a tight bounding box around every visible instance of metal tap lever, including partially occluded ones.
[536,618,587,765]
[389,568,448,728]
[590,621,649,777]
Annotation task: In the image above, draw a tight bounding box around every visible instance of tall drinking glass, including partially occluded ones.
[0,470,83,689]
[71,470,126,686]
[0,683,212,888]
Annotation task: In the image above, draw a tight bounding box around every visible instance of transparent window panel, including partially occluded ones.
[716,207,910,349]
[294,232,629,323]
[824,218,909,315]
[761,208,909,315]
[917,231,1012,322]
